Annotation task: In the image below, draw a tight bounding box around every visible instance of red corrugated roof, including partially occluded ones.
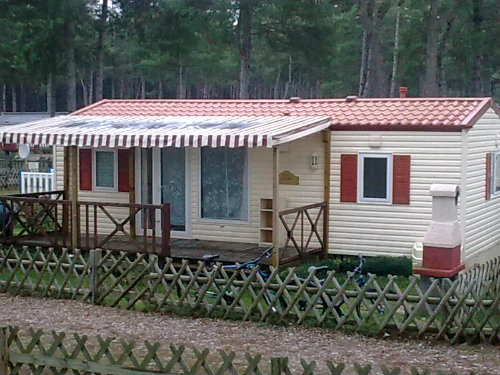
[71,97,500,131]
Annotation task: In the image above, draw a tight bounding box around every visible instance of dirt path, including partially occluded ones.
[1,293,499,374]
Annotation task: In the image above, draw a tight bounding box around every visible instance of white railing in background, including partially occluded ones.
[19,170,55,194]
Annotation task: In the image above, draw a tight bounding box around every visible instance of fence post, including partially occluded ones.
[89,249,102,304]
[0,326,8,375]
[270,357,288,374]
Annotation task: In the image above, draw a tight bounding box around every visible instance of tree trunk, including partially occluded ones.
[66,20,77,112]
[158,81,163,99]
[81,78,88,107]
[11,86,17,112]
[95,0,108,102]
[390,7,401,97]
[88,70,94,104]
[176,60,186,99]
[19,83,26,112]
[238,0,253,99]
[471,0,484,96]
[437,1,457,96]
[141,77,145,99]
[284,55,292,98]
[111,78,116,99]
[358,30,369,97]
[119,78,124,99]
[47,74,55,117]
[273,66,281,99]
[1,84,5,112]
[421,0,440,97]
[358,0,389,97]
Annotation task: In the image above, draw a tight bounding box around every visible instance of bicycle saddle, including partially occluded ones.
[308,265,329,273]
[202,254,220,262]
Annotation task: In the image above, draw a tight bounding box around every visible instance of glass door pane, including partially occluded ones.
[161,148,186,231]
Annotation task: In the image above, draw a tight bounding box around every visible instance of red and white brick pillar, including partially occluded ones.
[414,184,465,278]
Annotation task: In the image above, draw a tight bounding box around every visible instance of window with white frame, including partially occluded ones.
[200,147,248,220]
[492,152,500,196]
[359,153,392,202]
[93,149,117,190]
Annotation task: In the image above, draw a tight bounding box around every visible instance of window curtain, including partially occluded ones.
[201,147,247,220]
[95,151,114,187]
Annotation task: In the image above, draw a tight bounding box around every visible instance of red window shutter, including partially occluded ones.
[118,149,130,192]
[486,153,492,200]
[340,154,358,202]
[79,149,92,191]
[392,155,411,204]
[392,155,411,205]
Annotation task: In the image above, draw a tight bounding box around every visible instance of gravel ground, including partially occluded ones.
[1,293,499,374]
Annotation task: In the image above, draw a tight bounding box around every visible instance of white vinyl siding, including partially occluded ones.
[329,131,462,257]
[464,108,500,262]
[491,152,500,196]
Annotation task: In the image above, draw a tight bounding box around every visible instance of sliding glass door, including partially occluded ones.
[138,148,189,237]
[160,148,187,232]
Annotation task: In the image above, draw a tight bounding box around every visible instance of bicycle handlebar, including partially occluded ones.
[352,255,365,275]
[232,246,273,270]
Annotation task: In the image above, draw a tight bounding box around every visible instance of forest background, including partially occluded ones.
[0,0,499,114]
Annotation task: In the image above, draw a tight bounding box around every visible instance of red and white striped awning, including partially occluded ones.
[0,115,332,148]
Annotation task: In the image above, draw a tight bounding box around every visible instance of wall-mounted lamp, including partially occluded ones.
[310,152,319,170]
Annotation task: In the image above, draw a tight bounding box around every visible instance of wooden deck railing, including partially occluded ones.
[0,190,70,247]
[279,201,327,262]
[0,191,171,255]
[77,201,170,256]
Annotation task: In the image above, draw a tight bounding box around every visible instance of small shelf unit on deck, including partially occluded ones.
[259,198,273,247]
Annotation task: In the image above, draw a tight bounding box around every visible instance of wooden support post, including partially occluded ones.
[129,148,136,238]
[322,129,331,258]
[89,249,102,304]
[0,326,8,375]
[272,146,280,268]
[63,147,70,239]
[69,146,79,250]
[160,203,171,258]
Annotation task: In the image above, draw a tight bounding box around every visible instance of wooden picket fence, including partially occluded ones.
[1,245,500,345]
[0,325,484,375]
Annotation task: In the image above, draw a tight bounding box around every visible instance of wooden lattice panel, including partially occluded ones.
[1,246,500,345]
[0,325,480,375]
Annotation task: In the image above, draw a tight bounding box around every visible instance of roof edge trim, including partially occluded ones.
[70,99,109,115]
[329,124,468,132]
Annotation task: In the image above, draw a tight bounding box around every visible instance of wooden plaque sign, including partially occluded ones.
[279,170,299,185]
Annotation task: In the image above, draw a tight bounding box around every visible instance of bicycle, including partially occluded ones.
[175,246,285,312]
[296,255,385,318]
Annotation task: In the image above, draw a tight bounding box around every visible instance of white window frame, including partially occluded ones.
[491,151,500,197]
[198,147,250,223]
[358,153,392,203]
[92,148,118,191]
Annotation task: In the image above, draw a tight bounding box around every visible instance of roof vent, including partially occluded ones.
[399,87,408,98]
[289,97,301,103]
[345,95,358,102]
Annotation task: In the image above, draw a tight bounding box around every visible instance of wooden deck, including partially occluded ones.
[0,191,326,266]
[7,234,321,265]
